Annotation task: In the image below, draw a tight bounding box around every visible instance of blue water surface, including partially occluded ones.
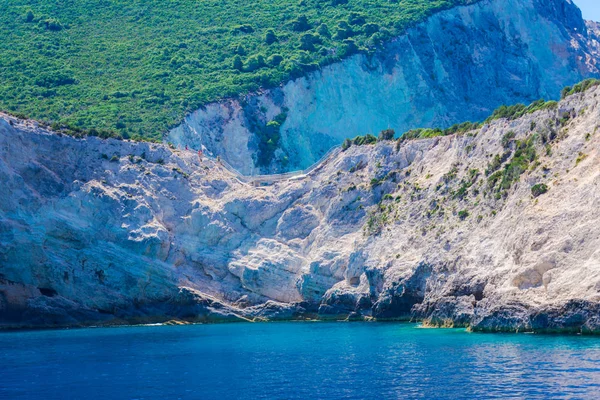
[1,322,600,399]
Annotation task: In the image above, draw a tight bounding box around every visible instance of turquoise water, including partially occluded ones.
[1,323,600,399]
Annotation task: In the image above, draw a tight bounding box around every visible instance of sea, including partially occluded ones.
[1,322,599,399]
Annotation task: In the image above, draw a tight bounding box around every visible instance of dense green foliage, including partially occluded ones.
[342,128,396,150]
[342,133,377,150]
[0,0,476,139]
[255,112,288,167]
[561,78,600,99]
[483,99,558,124]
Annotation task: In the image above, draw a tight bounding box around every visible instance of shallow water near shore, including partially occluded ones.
[2,322,600,399]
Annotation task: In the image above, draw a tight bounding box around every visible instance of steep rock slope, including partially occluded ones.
[2,85,600,332]
[169,0,600,175]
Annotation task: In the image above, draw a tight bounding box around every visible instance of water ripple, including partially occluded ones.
[1,323,599,399]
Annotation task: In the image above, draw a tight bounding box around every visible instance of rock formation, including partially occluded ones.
[168,0,600,175]
[1,83,599,332]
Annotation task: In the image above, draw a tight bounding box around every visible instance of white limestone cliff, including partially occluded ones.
[1,84,599,332]
[168,0,600,175]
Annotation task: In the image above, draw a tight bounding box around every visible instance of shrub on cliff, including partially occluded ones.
[484,99,558,124]
[352,134,377,146]
[256,112,287,166]
[561,79,600,99]
[485,135,537,195]
[342,138,352,151]
[501,131,516,148]
[378,129,395,141]
[531,183,549,197]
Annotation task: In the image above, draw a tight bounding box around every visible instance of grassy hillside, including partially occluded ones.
[0,0,476,140]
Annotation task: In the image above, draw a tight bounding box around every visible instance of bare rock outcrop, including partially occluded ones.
[1,84,600,332]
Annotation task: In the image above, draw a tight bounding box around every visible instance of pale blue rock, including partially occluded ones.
[2,84,600,331]
[168,0,599,174]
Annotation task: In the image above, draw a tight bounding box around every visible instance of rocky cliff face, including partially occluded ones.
[2,84,599,332]
[168,0,600,175]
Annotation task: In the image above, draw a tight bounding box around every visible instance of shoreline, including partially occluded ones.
[3,317,600,336]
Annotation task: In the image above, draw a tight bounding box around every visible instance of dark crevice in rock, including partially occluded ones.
[38,287,58,297]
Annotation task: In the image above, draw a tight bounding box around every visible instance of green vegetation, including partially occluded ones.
[378,129,396,141]
[501,131,516,149]
[575,152,588,166]
[343,133,378,150]
[0,0,477,140]
[452,169,479,200]
[561,79,600,99]
[370,178,383,187]
[398,121,481,143]
[394,95,564,147]
[485,151,511,176]
[531,183,548,198]
[483,99,558,124]
[251,111,288,166]
[365,203,392,236]
[487,135,537,195]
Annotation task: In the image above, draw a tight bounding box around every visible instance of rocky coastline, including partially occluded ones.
[2,84,599,333]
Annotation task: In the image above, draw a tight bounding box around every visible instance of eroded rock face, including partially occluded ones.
[1,85,600,331]
[168,0,600,175]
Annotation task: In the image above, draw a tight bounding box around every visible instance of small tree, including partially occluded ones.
[348,12,366,26]
[378,129,395,141]
[299,33,321,51]
[235,24,254,33]
[234,44,246,55]
[232,55,243,71]
[317,23,331,38]
[341,138,352,151]
[531,183,549,197]
[334,25,351,40]
[265,29,277,45]
[42,18,63,31]
[25,10,35,23]
[291,15,311,32]
[341,39,358,56]
[363,23,380,36]
[244,54,266,72]
[267,54,283,66]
